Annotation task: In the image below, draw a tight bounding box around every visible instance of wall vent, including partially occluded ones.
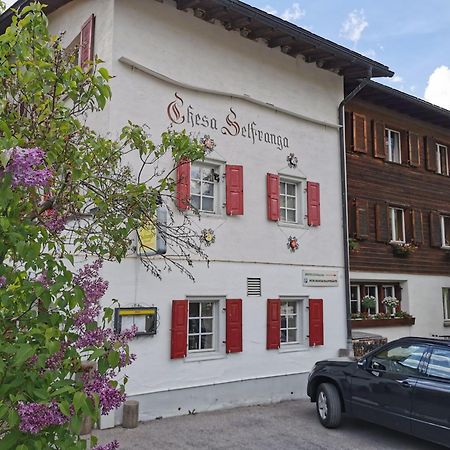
[247,278,262,297]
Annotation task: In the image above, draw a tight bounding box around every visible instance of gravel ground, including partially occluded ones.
[93,399,447,450]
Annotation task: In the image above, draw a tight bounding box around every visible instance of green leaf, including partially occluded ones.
[73,391,85,413]
[13,345,35,366]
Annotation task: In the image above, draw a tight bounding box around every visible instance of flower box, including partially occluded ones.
[352,317,416,329]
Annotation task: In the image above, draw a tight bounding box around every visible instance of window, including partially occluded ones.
[426,347,450,380]
[443,288,450,323]
[350,285,360,314]
[188,300,218,353]
[386,128,401,163]
[370,343,427,375]
[279,177,304,224]
[436,144,449,176]
[441,215,450,247]
[350,282,403,317]
[190,163,220,214]
[280,298,306,347]
[389,207,405,242]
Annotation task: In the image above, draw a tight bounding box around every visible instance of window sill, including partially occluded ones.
[352,317,416,329]
[279,344,308,353]
[277,221,307,230]
[184,352,225,363]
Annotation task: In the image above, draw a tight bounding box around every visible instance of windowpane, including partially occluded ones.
[350,285,360,314]
[288,329,297,342]
[286,210,296,222]
[427,348,450,380]
[386,129,401,163]
[202,182,214,197]
[202,302,213,317]
[201,334,213,350]
[279,180,300,224]
[191,166,201,180]
[191,195,200,210]
[202,197,214,212]
[189,319,199,334]
[280,300,299,344]
[443,216,450,247]
[202,168,214,182]
[443,289,450,321]
[189,302,199,317]
[201,318,213,333]
[390,207,404,242]
[188,335,199,350]
[286,184,296,196]
[371,344,427,375]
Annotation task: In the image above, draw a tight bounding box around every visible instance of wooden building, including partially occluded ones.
[346,80,450,340]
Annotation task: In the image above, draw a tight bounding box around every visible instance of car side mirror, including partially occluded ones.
[357,358,367,369]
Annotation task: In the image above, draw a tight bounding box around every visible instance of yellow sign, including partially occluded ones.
[138,224,156,254]
[118,308,156,316]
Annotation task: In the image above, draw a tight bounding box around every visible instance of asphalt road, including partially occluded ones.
[94,399,447,450]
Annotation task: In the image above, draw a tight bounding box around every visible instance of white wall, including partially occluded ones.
[47,0,349,422]
[351,271,450,341]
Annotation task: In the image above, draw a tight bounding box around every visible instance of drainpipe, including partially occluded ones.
[338,75,371,355]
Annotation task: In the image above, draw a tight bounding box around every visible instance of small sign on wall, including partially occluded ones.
[114,307,158,336]
[303,270,339,287]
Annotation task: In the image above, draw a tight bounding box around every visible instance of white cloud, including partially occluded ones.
[424,66,450,109]
[340,9,368,46]
[361,49,376,59]
[261,3,305,24]
[281,3,305,22]
[391,75,403,84]
[262,5,278,15]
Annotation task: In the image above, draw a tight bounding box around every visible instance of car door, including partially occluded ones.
[350,342,428,434]
[411,345,450,446]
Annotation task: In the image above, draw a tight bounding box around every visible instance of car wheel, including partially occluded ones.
[316,383,342,428]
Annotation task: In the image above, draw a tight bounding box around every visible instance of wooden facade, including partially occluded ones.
[346,87,450,276]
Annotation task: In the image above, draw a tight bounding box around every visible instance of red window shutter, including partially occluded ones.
[267,299,280,350]
[226,165,244,215]
[170,300,187,359]
[307,182,320,226]
[309,299,324,346]
[226,299,242,353]
[79,15,95,68]
[266,173,280,221]
[176,158,190,211]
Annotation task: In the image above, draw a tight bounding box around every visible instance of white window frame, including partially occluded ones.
[386,128,402,163]
[185,296,225,361]
[441,215,450,248]
[436,144,449,176]
[190,161,223,215]
[364,284,379,315]
[350,285,361,314]
[389,207,405,243]
[443,288,450,324]
[279,296,307,352]
[382,285,397,314]
[278,175,305,226]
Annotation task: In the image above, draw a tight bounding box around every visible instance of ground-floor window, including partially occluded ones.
[188,299,218,353]
[280,298,306,346]
[350,282,401,317]
[443,288,450,323]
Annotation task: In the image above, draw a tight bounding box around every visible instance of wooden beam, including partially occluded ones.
[204,6,230,21]
[247,26,275,39]
[177,0,201,10]
[227,16,252,29]
[268,35,295,48]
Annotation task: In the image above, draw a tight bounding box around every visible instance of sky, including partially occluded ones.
[3,0,450,110]
[247,0,450,109]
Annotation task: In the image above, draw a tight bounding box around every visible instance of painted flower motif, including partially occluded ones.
[200,135,216,153]
[287,153,298,169]
[287,236,299,252]
[200,228,216,246]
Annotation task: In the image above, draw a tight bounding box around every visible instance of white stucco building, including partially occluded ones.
[1,0,393,427]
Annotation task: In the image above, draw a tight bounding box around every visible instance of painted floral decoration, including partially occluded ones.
[201,135,216,153]
[287,153,298,169]
[287,236,299,252]
[201,228,216,246]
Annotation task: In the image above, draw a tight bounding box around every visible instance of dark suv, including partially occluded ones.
[307,337,450,447]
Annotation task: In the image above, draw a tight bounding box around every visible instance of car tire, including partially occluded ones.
[316,383,342,428]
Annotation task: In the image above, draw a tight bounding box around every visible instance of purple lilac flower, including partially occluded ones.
[92,441,119,450]
[36,271,52,288]
[83,371,126,415]
[45,342,68,370]
[17,401,69,434]
[5,147,53,188]
[0,276,6,288]
[44,211,66,234]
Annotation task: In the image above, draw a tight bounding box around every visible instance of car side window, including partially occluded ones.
[369,344,427,375]
[426,347,450,381]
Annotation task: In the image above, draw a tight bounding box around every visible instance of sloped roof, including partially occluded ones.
[1,0,393,81]
[346,80,450,128]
